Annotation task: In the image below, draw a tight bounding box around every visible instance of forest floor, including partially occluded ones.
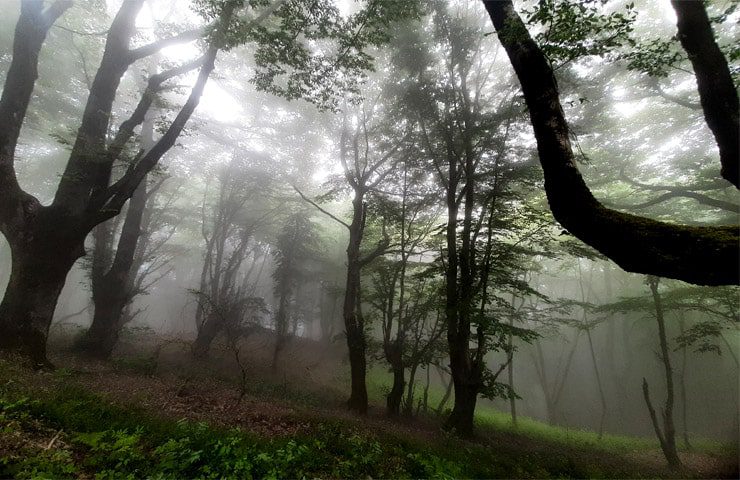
[1,331,737,479]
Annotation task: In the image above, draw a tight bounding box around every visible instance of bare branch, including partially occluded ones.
[97,46,219,221]
[129,28,203,62]
[293,185,351,229]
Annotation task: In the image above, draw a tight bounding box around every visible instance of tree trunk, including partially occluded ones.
[403,362,419,417]
[436,366,453,414]
[508,322,517,427]
[272,285,290,371]
[78,287,128,359]
[346,323,368,413]
[644,276,682,468]
[192,312,220,358]
[445,380,478,436]
[678,316,692,450]
[386,344,405,416]
[343,195,368,414]
[79,178,149,359]
[0,230,82,369]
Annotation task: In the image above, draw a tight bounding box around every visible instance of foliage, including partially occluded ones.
[0,389,495,479]
[196,0,423,110]
[524,0,636,66]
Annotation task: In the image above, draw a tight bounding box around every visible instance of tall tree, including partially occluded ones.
[0,0,228,368]
[395,2,543,434]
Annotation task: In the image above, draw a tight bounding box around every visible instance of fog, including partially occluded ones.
[0,0,737,477]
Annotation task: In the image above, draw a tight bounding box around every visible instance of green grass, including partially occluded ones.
[0,378,605,479]
[366,364,730,457]
[0,359,734,479]
[0,386,473,479]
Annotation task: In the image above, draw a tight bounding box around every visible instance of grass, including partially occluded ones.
[366,364,731,457]
[0,381,605,479]
[0,358,735,479]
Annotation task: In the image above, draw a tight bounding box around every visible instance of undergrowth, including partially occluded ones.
[0,385,587,479]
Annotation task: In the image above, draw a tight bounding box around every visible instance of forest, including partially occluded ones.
[0,0,738,478]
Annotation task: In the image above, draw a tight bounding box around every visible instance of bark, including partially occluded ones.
[78,179,148,359]
[678,317,692,450]
[272,288,290,371]
[446,381,478,436]
[436,367,454,414]
[386,343,405,416]
[508,317,517,427]
[670,0,739,187]
[0,219,82,369]
[193,312,220,359]
[420,365,430,414]
[344,194,368,413]
[483,0,738,286]
[403,362,419,417]
[346,323,368,413]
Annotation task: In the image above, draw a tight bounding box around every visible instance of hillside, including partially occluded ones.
[1,332,736,479]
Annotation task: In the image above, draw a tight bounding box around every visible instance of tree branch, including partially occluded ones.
[0,0,71,209]
[96,45,219,223]
[128,28,203,62]
[671,0,739,187]
[607,190,739,215]
[292,185,351,229]
[42,0,74,29]
[87,55,208,207]
[483,0,738,286]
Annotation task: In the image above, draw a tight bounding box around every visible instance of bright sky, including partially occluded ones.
[115,0,245,123]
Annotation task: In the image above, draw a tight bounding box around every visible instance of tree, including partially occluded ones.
[482,0,738,286]
[271,210,319,370]
[0,0,229,368]
[192,156,274,358]
[642,276,681,468]
[394,2,544,435]
[297,100,402,413]
[0,0,419,369]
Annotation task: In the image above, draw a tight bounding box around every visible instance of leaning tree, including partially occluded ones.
[482,0,738,286]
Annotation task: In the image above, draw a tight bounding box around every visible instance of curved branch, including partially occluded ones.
[483,0,738,286]
[608,190,739,214]
[612,170,739,214]
[647,79,701,110]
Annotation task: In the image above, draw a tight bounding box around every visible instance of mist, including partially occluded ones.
[0,0,737,478]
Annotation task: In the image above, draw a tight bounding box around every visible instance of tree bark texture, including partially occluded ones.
[78,179,148,359]
[670,0,739,187]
